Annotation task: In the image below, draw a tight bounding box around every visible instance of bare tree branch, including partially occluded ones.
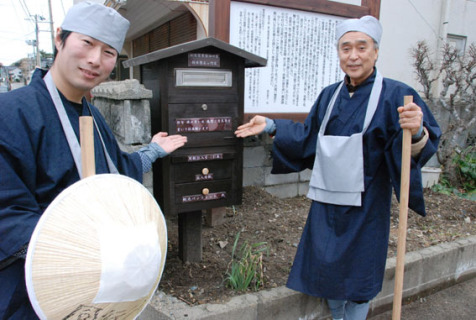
[411,40,476,186]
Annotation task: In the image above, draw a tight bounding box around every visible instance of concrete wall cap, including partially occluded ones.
[91,79,153,100]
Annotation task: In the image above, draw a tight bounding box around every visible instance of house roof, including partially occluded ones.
[122,37,267,69]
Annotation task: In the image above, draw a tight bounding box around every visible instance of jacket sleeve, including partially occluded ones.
[384,89,441,216]
[271,95,324,174]
[0,137,40,263]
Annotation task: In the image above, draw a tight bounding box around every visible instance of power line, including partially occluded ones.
[0,34,28,41]
[9,0,29,33]
[18,0,33,25]
[0,30,32,38]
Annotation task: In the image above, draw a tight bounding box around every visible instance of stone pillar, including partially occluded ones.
[91,79,154,192]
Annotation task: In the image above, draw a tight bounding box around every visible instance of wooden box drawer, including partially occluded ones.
[174,180,234,212]
[173,160,233,183]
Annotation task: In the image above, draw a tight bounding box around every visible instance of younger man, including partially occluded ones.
[0,2,186,318]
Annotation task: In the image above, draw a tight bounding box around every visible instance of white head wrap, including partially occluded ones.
[61,1,130,53]
[336,15,382,44]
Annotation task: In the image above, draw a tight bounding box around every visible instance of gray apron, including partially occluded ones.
[308,71,383,206]
[44,71,118,179]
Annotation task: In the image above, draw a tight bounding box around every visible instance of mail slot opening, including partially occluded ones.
[175,69,232,87]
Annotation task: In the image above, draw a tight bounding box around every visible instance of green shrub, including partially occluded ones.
[432,146,475,200]
[454,146,475,193]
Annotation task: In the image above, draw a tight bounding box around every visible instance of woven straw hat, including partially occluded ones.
[25,174,167,320]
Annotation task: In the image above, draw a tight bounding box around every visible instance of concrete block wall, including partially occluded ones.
[91,79,154,193]
[242,134,311,198]
[369,236,476,316]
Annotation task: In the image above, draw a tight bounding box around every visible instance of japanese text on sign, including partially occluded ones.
[188,53,220,67]
[187,153,223,162]
[182,192,227,203]
[195,173,214,181]
[230,2,345,113]
[176,117,232,133]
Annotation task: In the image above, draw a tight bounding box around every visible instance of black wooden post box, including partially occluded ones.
[124,38,266,262]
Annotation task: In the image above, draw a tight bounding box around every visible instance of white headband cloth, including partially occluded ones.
[336,15,382,44]
[61,1,130,53]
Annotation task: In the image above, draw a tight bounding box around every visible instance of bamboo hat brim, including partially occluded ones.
[25,174,167,320]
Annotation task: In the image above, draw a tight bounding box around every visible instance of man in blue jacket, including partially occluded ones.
[0,2,186,319]
[236,15,440,320]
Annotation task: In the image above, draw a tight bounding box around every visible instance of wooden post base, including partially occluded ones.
[178,211,203,262]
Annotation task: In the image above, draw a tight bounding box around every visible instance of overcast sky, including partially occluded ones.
[0,0,74,66]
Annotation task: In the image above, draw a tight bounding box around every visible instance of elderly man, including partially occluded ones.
[236,16,440,319]
[0,2,186,319]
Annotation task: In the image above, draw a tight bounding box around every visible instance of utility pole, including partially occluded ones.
[34,14,41,67]
[32,14,46,68]
[48,0,55,54]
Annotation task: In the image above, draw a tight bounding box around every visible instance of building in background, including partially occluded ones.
[0,64,12,93]
[8,67,23,82]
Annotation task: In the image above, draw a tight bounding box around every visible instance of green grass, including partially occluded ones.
[225,232,269,292]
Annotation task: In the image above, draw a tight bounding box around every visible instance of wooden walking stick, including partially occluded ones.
[79,116,95,178]
[392,95,414,319]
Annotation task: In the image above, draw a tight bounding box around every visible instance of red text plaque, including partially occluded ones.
[176,117,232,133]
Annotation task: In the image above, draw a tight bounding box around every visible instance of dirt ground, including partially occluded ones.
[159,186,476,306]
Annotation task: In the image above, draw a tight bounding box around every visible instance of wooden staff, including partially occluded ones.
[79,116,95,179]
[392,95,414,319]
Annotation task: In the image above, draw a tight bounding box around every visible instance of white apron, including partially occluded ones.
[307,71,383,206]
